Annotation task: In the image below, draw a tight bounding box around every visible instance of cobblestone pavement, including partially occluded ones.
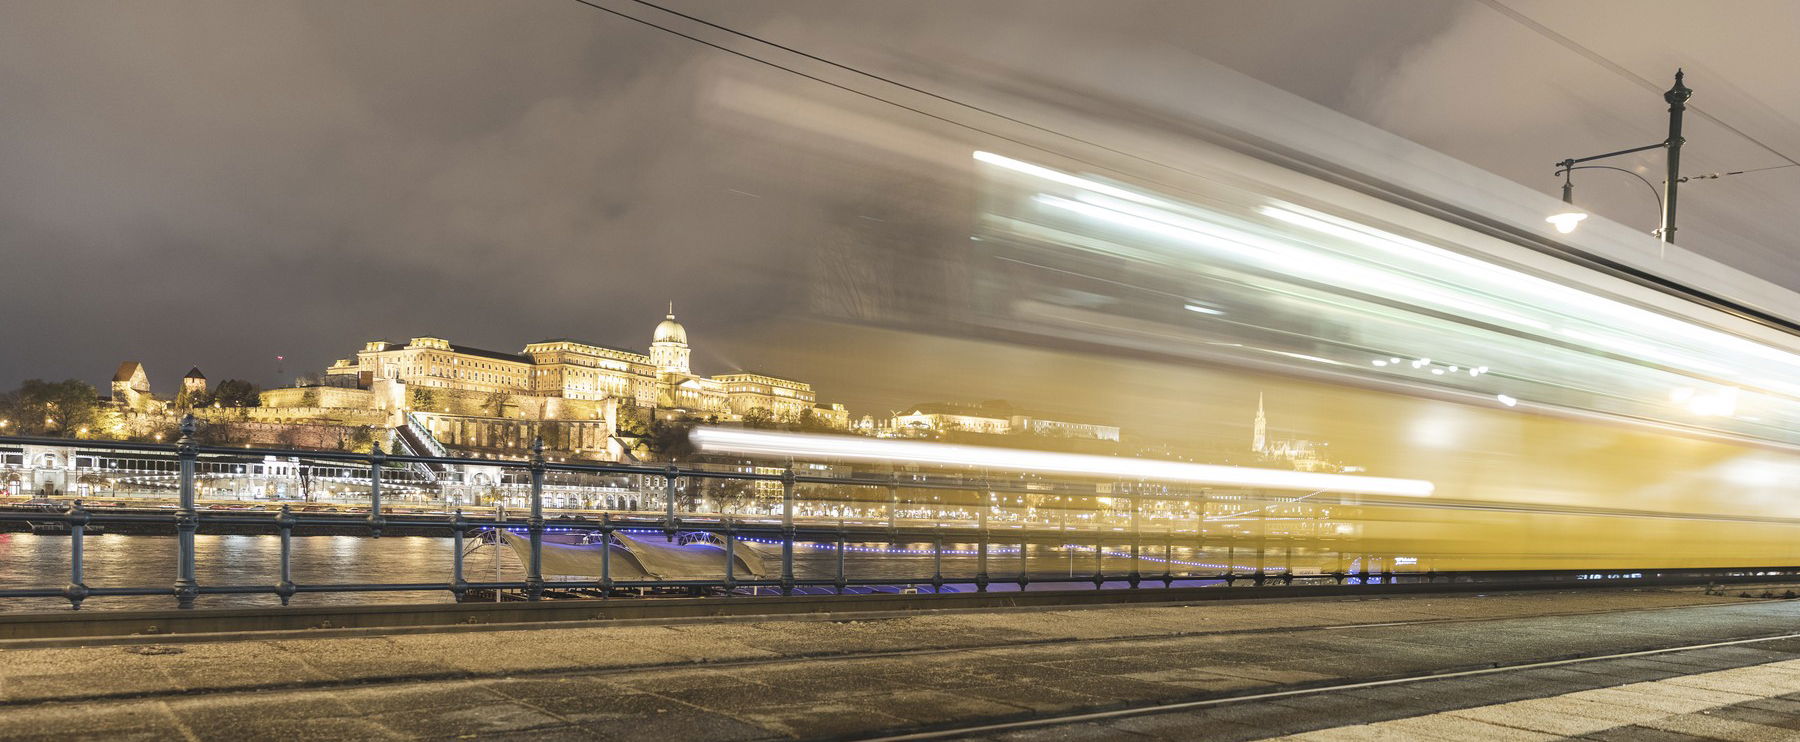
[0,588,1796,740]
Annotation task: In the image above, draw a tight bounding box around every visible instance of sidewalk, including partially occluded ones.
[0,588,1790,740]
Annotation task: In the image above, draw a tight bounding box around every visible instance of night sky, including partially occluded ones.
[3,1,1797,416]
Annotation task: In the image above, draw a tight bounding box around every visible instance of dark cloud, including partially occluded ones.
[2,0,1796,415]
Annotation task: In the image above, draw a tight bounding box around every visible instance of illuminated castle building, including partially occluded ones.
[264,307,849,455]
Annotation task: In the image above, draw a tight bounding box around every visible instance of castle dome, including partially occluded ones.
[653,310,687,345]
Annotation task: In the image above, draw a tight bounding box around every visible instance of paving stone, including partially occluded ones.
[1377,714,1562,741]
[367,701,568,737]
[579,712,779,742]
[1640,713,1797,741]
[852,688,1029,724]
[1340,673,1581,711]
[1576,724,1715,741]
[733,700,913,739]
[1116,668,1272,692]
[1032,672,1190,703]
[1706,703,1800,731]
[0,702,183,741]
[954,683,1112,713]
[485,682,704,723]
[1565,685,1729,714]
[1445,701,1623,736]
[1102,709,1303,741]
[1278,725,1448,741]
[335,680,510,715]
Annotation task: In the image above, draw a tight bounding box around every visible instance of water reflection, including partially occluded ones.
[0,532,1253,613]
[0,532,526,613]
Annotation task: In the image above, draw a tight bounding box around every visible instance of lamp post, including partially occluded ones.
[1549,70,1691,243]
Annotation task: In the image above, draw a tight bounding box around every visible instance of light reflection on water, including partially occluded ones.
[0,532,528,613]
[0,532,1230,613]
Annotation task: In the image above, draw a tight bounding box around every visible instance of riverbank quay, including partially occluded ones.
[0,587,1796,739]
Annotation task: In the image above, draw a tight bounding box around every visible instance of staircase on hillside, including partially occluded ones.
[392,413,451,484]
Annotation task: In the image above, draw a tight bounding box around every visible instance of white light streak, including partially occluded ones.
[973,151,1169,208]
[1264,204,1800,393]
[691,428,1434,497]
[1183,303,1224,315]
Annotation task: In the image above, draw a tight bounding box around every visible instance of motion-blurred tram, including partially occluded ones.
[762,67,1800,573]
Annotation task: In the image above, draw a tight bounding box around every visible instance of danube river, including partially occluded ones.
[0,533,530,612]
[0,531,1279,613]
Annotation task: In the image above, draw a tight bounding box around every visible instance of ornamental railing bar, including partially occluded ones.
[6,417,1800,611]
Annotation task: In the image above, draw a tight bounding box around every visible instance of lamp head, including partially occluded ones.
[1546,210,1588,234]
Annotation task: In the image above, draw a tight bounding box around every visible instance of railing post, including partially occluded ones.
[1255,491,1268,587]
[1128,491,1142,589]
[275,504,297,605]
[663,465,679,533]
[1093,523,1105,589]
[723,515,737,594]
[64,500,89,610]
[367,442,386,538]
[525,437,545,601]
[834,519,846,594]
[886,479,898,528]
[1018,526,1030,590]
[976,506,989,593]
[780,466,796,595]
[1284,524,1295,585]
[1163,523,1175,588]
[1195,495,1207,580]
[886,477,899,553]
[599,512,613,598]
[449,509,468,602]
[931,527,944,593]
[174,414,199,609]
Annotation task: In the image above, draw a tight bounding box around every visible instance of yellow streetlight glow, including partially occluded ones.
[1546,210,1588,234]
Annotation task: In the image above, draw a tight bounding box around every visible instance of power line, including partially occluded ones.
[1478,0,1800,169]
[623,0,1101,151]
[566,0,1187,190]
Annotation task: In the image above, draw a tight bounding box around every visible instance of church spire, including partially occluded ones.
[1252,392,1267,454]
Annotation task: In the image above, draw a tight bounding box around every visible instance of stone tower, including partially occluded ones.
[182,367,208,398]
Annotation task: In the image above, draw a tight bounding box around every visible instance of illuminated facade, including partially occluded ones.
[110,362,159,412]
[305,309,845,426]
[881,401,1120,441]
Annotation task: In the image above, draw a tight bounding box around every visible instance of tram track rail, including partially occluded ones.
[857,621,1800,741]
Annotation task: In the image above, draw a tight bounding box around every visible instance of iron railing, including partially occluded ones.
[7,416,1800,612]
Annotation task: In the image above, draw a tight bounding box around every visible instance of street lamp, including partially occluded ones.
[1548,70,1691,243]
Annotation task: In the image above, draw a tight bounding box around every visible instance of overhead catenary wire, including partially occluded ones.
[1678,162,1800,183]
[1480,0,1800,170]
